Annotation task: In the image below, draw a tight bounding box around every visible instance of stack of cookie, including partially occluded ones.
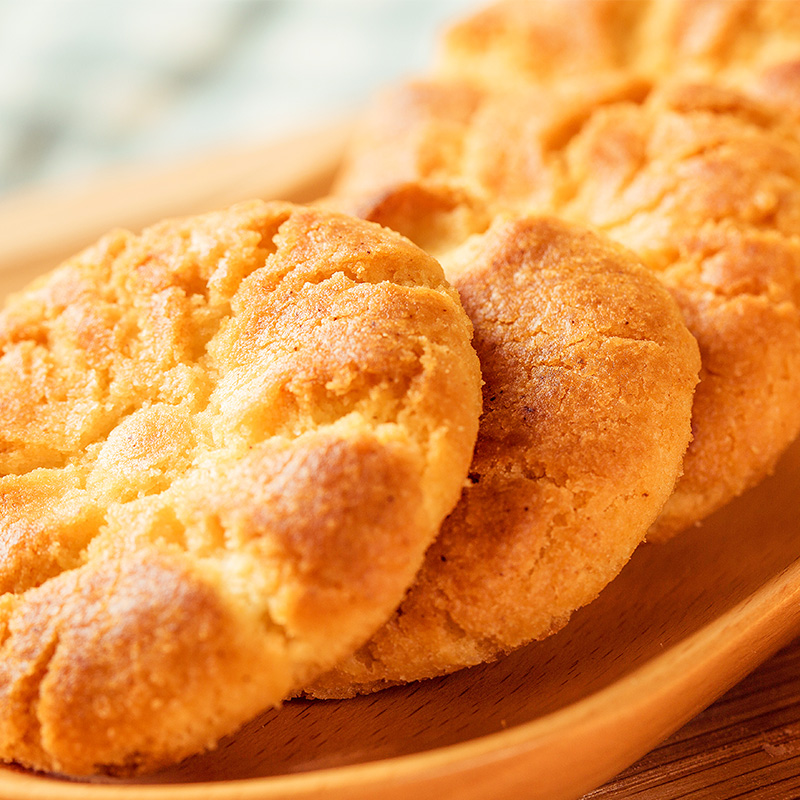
[306,0,800,696]
[0,0,797,779]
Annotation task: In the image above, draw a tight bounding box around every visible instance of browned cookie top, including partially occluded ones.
[437,0,800,98]
[0,200,482,775]
[306,214,699,696]
[329,68,800,539]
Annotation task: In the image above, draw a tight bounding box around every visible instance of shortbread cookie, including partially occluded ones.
[556,83,800,537]
[306,214,700,696]
[437,0,800,97]
[0,200,482,775]
[330,74,800,539]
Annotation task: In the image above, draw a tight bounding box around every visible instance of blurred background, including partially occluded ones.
[0,0,480,198]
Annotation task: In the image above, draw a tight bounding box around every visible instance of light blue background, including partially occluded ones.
[0,0,480,195]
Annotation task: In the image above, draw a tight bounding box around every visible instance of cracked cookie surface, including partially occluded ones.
[437,0,800,97]
[0,199,482,775]
[431,0,800,538]
[329,69,800,540]
[305,215,699,696]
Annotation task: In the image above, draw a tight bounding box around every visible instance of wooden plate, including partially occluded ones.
[1,125,799,800]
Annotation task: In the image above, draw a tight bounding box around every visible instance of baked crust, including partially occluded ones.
[0,200,482,774]
[437,0,800,96]
[330,71,800,539]
[305,214,700,696]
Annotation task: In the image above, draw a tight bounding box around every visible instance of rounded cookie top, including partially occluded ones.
[330,70,800,539]
[436,0,800,95]
[305,214,700,696]
[552,82,800,537]
[0,200,482,775]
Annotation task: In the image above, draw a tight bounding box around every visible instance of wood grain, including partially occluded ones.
[0,127,799,800]
[586,637,800,799]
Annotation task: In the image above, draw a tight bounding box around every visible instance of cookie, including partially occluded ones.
[555,83,800,537]
[437,0,800,97]
[438,0,659,89]
[0,200,482,774]
[330,71,800,539]
[305,214,700,696]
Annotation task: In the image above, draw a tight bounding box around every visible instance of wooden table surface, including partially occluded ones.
[587,636,800,799]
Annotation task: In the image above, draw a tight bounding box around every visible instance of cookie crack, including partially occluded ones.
[8,628,60,769]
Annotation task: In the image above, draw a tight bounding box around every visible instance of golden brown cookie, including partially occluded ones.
[437,0,800,97]
[330,72,800,540]
[0,200,482,775]
[305,214,700,697]
[438,0,658,88]
[557,83,800,537]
